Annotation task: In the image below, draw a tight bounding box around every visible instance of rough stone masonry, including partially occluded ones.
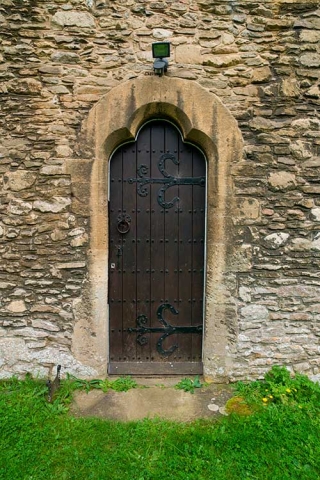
[0,0,320,381]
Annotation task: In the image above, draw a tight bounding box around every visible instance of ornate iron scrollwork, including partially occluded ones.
[128,154,205,209]
[117,213,131,234]
[128,303,202,357]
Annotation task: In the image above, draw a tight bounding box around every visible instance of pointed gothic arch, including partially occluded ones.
[70,76,243,381]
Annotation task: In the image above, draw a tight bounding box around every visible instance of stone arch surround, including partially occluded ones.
[71,76,243,381]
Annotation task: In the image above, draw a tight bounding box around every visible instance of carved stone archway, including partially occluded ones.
[69,76,243,381]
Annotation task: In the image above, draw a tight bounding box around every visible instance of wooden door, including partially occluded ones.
[108,121,206,374]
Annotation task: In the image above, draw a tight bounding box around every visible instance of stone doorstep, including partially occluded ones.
[70,379,234,422]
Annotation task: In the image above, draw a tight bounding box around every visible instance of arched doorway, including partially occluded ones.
[108,121,206,374]
[70,76,243,381]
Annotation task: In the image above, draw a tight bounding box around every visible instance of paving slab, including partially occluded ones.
[70,378,234,422]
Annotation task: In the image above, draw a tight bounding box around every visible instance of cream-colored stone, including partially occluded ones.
[268,171,297,192]
[203,54,241,67]
[263,232,290,249]
[152,28,172,39]
[33,197,71,213]
[32,320,60,332]
[8,199,33,215]
[229,245,253,272]
[249,117,277,131]
[281,78,300,98]
[6,78,42,94]
[236,198,260,220]
[208,403,219,412]
[52,11,95,28]
[290,140,312,160]
[306,85,320,99]
[57,262,86,269]
[56,145,72,157]
[290,235,320,252]
[241,304,269,323]
[300,30,320,43]
[40,165,65,175]
[175,45,202,64]
[70,233,88,247]
[300,53,320,68]
[251,66,272,83]
[4,170,37,191]
[6,300,27,313]
[311,208,320,221]
[51,229,68,241]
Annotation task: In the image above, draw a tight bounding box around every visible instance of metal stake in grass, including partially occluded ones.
[47,365,61,403]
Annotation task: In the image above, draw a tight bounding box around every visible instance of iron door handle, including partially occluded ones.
[117,214,131,234]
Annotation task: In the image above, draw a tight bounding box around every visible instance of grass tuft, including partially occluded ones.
[63,374,139,394]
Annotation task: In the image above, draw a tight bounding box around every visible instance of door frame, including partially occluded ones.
[107,119,208,374]
[69,76,243,382]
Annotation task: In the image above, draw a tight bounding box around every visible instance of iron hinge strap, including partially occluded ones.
[127,153,205,209]
[128,303,202,357]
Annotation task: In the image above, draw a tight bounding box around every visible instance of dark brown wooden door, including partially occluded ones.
[108,121,206,375]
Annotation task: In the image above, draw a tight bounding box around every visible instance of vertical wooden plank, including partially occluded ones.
[177,135,193,362]
[192,148,206,361]
[136,125,151,362]
[109,149,123,362]
[121,142,137,361]
[150,122,166,362]
[163,123,180,360]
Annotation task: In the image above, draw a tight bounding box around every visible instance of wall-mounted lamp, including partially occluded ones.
[152,42,170,76]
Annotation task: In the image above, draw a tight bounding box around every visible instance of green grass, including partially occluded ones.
[1,369,320,480]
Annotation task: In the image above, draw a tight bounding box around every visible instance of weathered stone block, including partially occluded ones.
[311,208,320,221]
[290,140,312,160]
[241,304,269,323]
[152,28,172,39]
[300,30,320,43]
[52,11,95,28]
[263,232,290,249]
[281,78,300,98]
[6,300,27,313]
[56,262,86,269]
[4,170,37,191]
[203,54,241,67]
[32,320,60,332]
[175,45,202,64]
[236,198,261,221]
[51,52,80,64]
[251,66,272,83]
[8,199,33,215]
[268,171,297,192]
[300,53,320,68]
[6,79,42,95]
[33,197,71,213]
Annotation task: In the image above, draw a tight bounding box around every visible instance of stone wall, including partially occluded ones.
[0,0,319,380]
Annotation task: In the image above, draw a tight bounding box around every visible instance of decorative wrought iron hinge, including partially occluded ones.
[128,153,205,209]
[128,303,202,357]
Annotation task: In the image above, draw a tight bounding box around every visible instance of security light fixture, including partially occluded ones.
[152,42,170,76]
